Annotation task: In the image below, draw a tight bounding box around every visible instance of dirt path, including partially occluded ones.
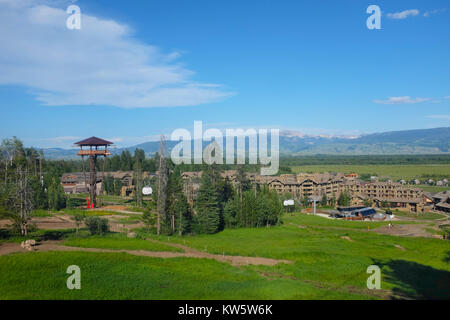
[0,216,77,230]
[94,205,143,215]
[0,214,144,233]
[0,240,291,267]
[372,223,440,238]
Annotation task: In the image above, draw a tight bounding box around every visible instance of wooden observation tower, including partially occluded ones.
[74,137,113,208]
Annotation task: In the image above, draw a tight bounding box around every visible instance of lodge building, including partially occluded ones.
[181,171,434,212]
[61,171,154,197]
[61,169,445,213]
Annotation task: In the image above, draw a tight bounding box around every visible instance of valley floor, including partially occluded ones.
[0,212,449,300]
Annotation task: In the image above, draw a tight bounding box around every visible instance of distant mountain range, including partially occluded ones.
[42,127,450,159]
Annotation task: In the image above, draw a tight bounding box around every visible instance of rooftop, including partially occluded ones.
[74,136,114,146]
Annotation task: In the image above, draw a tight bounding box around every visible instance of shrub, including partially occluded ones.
[66,197,86,209]
[84,216,109,235]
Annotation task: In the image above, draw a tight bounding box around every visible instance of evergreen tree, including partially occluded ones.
[301,195,309,207]
[321,193,328,207]
[164,170,193,235]
[363,199,373,207]
[113,178,123,195]
[224,194,239,228]
[102,175,114,195]
[331,192,337,207]
[218,176,234,204]
[133,148,145,165]
[120,150,133,171]
[48,178,66,211]
[195,167,221,234]
[223,185,282,229]
[174,192,192,235]
[236,165,251,195]
[29,174,48,209]
[337,190,351,207]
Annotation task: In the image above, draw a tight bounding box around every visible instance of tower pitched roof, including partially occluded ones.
[74,136,113,146]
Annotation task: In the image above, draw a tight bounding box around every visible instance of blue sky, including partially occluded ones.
[0,0,449,148]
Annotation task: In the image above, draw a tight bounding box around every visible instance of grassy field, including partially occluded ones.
[290,164,450,182]
[68,193,132,204]
[1,213,449,300]
[59,208,126,216]
[417,185,450,193]
[0,229,78,245]
[390,210,446,220]
[64,233,182,252]
[0,251,369,300]
[32,209,54,217]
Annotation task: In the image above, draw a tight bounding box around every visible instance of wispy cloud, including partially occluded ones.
[0,0,233,108]
[46,136,82,142]
[386,9,420,20]
[427,115,450,121]
[423,8,447,17]
[374,96,431,104]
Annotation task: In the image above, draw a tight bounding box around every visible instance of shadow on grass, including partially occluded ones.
[38,229,75,241]
[0,228,75,242]
[0,228,12,240]
[444,251,450,264]
[373,258,450,300]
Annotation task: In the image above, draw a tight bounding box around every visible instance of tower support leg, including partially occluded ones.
[89,155,97,207]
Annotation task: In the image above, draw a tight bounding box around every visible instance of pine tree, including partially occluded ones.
[224,195,239,228]
[236,165,251,195]
[321,193,328,207]
[337,190,351,207]
[48,178,66,211]
[195,167,220,234]
[331,192,337,207]
[174,192,192,235]
[165,170,193,235]
[301,195,309,207]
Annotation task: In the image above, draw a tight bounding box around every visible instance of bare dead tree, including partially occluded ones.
[134,159,143,207]
[1,139,14,184]
[9,166,33,236]
[157,135,168,235]
[39,149,44,186]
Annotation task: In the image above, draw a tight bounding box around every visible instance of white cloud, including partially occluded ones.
[427,115,450,121]
[374,96,431,104]
[386,9,420,20]
[0,0,233,108]
[47,136,81,142]
[423,8,447,17]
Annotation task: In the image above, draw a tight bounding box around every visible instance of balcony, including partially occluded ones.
[77,150,111,156]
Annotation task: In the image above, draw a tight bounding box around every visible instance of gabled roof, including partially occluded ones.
[75,136,113,146]
[433,190,450,201]
[436,201,450,209]
[373,197,422,204]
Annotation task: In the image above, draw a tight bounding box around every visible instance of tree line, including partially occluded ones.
[0,137,66,235]
[146,163,284,236]
[280,154,450,166]
[1,137,284,236]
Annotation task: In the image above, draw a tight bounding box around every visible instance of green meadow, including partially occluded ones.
[0,214,449,300]
[64,233,182,252]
